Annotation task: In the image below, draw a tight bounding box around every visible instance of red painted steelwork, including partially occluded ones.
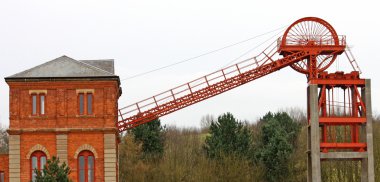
[118,17,347,132]
[319,117,366,124]
[279,17,345,77]
[118,50,310,131]
[313,71,367,152]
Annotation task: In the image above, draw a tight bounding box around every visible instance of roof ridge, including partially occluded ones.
[79,59,114,61]
[6,55,116,78]
[77,60,114,75]
[6,55,74,78]
[76,60,114,75]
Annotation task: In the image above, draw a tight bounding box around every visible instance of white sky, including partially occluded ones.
[1,0,379,128]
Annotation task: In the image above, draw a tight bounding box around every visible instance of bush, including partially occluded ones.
[34,156,71,182]
[256,112,301,182]
[204,112,252,159]
[132,118,166,159]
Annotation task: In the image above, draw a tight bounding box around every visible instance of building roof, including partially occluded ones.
[80,59,115,74]
[5,55,118,80]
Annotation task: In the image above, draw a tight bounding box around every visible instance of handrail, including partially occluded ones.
[118,40,278,120]
[117,40,312,131]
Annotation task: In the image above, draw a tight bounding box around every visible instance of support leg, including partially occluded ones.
[307,84,321,182]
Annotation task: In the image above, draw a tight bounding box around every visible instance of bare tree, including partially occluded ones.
[0,124,9,154]
[200,114,215,129]
[279,107,307,124]
[373,111,380,122]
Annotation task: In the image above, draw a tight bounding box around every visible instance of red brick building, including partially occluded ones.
[0,154,9,182]
[1,56,121,182]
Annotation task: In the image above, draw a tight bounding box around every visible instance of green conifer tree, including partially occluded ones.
[34,156,71,182]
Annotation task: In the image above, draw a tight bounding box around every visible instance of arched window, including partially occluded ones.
[78,150,95,182]
[30,151,47,181]
[0,171,4,182]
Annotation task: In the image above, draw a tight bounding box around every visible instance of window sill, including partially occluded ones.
[29,115,48,119]
[76,115,96,118]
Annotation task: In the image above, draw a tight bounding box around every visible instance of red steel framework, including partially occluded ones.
[118,17,347,133]
[118,17,368,154]
[310,71,367,152]
[118,16,374,181]
[118,48,311,130]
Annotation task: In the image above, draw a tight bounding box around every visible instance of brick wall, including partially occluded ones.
[6,79,120,182]
[8,81,119,130]
[68,132,105,181]
[20,133,56,181]
[0,154,9,182]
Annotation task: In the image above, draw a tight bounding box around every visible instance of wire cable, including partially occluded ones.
[221,27,286,68]
[121,25,287,81]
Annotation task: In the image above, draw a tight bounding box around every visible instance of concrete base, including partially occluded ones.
[320,152,367,159]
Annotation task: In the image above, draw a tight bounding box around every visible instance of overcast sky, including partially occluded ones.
[1,0,379,128]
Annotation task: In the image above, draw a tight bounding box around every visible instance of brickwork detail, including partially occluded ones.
[0,154,9,182]
[73,144,98,159]
[28,90,47,95]
[9,89,19,120]
[26,144,51,159]
[76,89,94,94]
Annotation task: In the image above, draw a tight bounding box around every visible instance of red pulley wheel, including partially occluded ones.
[281,17,340,74]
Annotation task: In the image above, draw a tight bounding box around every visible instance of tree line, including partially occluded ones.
[117,109,380,182]
[1,108,380,181]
